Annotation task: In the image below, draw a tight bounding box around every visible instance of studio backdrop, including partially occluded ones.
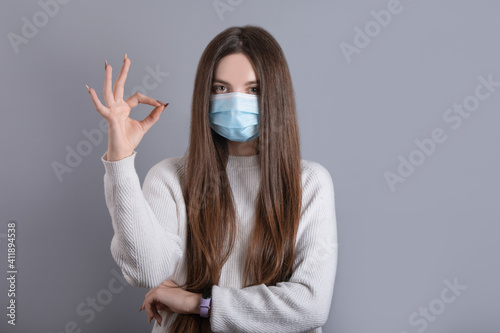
[1,0,499,332]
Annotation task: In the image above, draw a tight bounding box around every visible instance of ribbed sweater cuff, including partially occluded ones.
[101,151,137,178]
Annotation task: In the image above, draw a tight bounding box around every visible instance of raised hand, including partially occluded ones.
[86,54,168,161]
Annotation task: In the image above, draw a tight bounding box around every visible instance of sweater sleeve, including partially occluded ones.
[101,150,184,289]
[209,162,338,333]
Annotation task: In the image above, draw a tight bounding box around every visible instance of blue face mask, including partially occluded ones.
[208,92,260,142]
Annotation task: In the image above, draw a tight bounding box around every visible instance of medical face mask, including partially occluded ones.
[208,92,260,142]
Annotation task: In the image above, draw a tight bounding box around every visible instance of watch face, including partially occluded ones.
[202,286,212,299]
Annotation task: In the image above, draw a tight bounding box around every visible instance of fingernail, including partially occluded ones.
[156,99,166,105]
[124,53,127,61]
[105,60,108,70]
[86,85,90,94]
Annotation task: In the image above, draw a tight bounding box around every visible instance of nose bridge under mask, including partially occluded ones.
[209,92,260,114]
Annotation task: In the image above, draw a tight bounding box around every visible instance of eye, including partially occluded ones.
[249,86,260,94]
[212,85,227,93]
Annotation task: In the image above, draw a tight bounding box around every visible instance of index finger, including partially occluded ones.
[125,92,163,109]
[143,295,161,325]
[143,287,158,306]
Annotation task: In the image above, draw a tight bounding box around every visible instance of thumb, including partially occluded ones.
[139,103,168,133]
[160,103,169,113]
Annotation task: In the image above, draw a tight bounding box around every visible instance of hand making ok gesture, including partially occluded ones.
[86,54,168,161]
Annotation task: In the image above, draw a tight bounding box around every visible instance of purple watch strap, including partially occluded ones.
[200,297,211,318]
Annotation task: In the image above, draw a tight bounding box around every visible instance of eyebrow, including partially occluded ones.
[212,79,260,86]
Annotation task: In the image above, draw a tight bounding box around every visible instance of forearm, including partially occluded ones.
[103,152,183,288]
[209,273,335,333]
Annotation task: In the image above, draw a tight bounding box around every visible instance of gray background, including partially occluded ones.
[1,0,499,332]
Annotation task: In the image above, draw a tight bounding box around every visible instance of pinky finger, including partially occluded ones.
[86,85,110,119]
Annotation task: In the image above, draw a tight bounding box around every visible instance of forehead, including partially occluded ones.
[213,53,257,83]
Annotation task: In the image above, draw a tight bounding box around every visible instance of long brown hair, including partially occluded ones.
[170,25,302,332]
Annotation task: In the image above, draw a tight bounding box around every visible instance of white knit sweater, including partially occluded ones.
[101,150,338,333]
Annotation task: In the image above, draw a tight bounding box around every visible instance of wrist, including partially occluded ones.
[106,150,134,161]
[192,293,202,314]
[199,285,212,318]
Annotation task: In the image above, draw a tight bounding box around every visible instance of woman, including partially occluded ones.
[87,25,338,333]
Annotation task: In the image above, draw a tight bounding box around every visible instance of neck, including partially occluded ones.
[226,153,259,170]
[227,139,259,156]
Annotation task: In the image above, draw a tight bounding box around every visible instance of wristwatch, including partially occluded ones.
[199,285,212,318]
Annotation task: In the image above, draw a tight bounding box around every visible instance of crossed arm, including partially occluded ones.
[103,152,337,332]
